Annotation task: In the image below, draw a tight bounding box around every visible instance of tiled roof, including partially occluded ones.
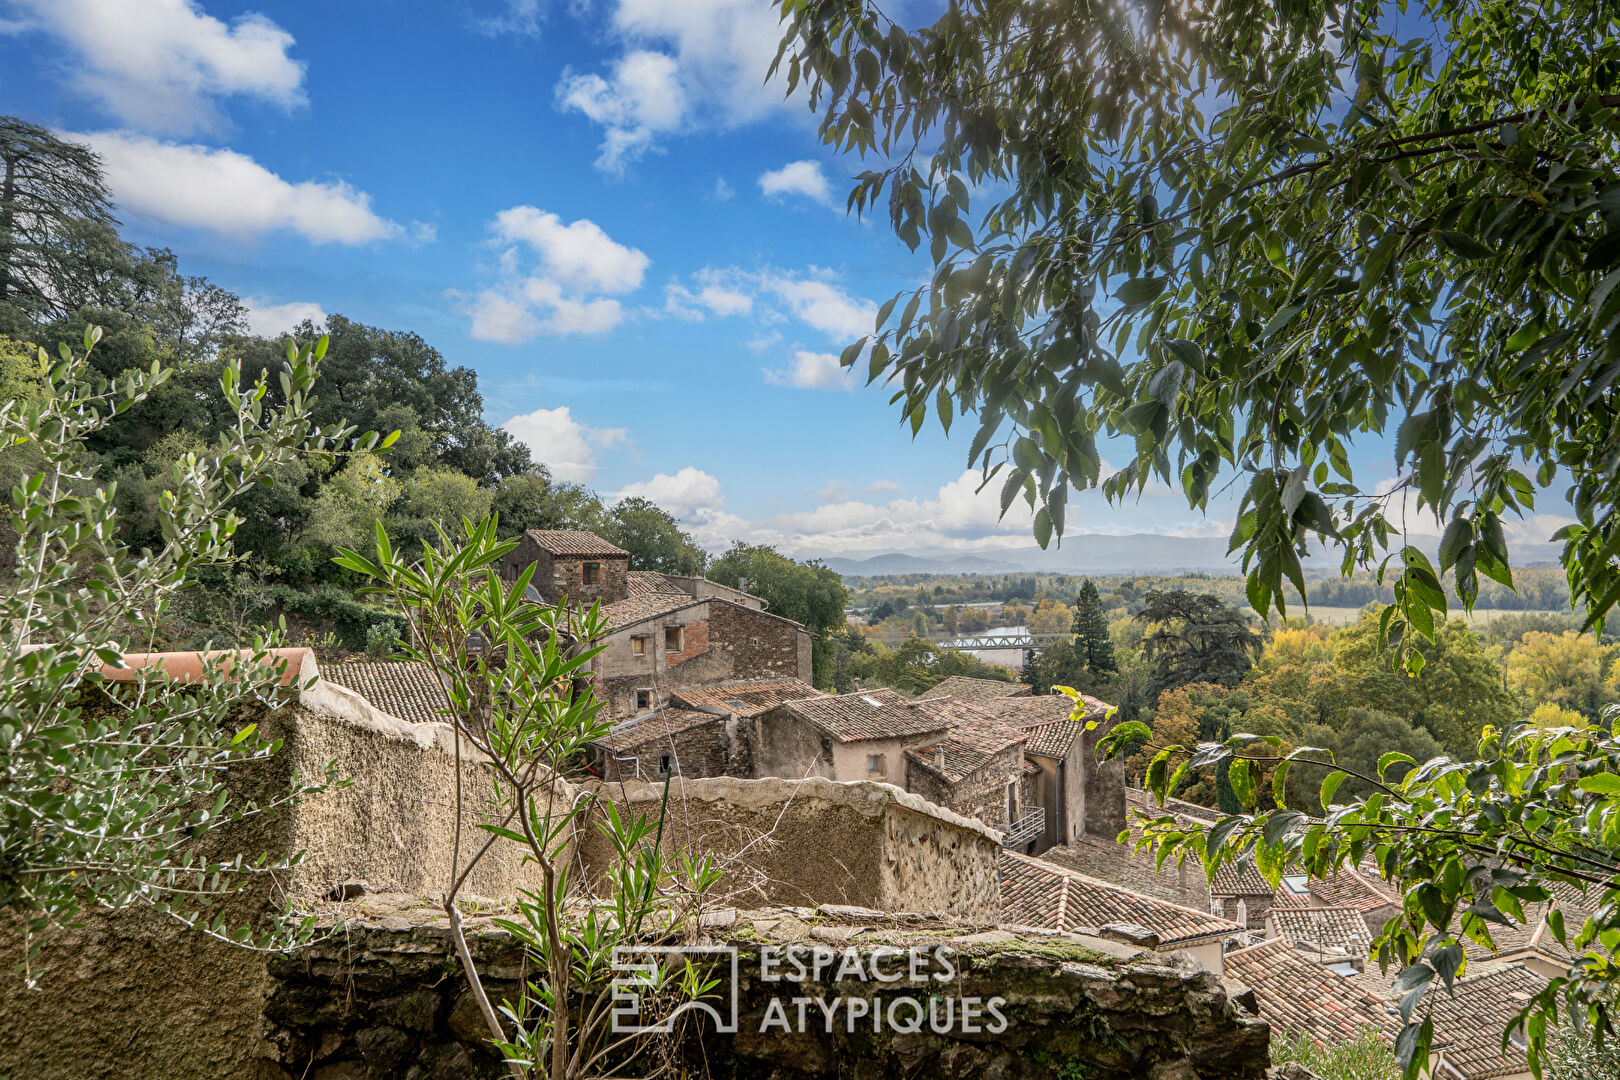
[671,679,825,716]
[1213,860,1275,897]
[1021,720,1077,758]
[627,571,686,597]
[1224,938,1397,1045]
[999,851,1239,945]
[1268,906,1370,952]
[906,705,1027,784]
[598,592,704,632]
[1126,786,1221,823]
[979,693,1109,728]
[525,530,628,557]
[325,661,451,725]
[1304,867,1400,912]
[1425,966,1542,1080]
[1041,832,1212,910]
[595,708,720,753]
[918,676,1031,702]
[779,688,951,743]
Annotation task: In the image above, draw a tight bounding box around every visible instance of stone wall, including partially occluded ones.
[575,775,1002,920]
[905,743,1026,827]
[257,903,1274,1080]
[709,600,813,683]
[502,532,629,605]
[1079,715,1127,839]
[599,714,735,781]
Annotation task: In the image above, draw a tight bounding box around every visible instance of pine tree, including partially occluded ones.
[1071,579,1117,674]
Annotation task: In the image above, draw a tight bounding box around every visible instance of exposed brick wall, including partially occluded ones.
[664,619,709,666]
[708,601,810,683]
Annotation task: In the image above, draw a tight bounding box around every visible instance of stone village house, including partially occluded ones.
[497,530,813,719]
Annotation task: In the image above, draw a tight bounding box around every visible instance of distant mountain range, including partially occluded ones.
[815,532,1567,577]
[817,533,1243,577]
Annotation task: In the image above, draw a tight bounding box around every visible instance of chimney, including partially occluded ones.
[852,677,861,691]
[936,745,946,770]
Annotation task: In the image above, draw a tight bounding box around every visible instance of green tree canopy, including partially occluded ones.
[1140,589,1262,694]
[1072,578,1117,673]
[774,0,1620,665]
[601,496,707,574]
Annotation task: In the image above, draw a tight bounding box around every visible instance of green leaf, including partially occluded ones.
[1320,770,1348,811]
[1115,277,1168,307]
[1438,230,1496,260]
[1578,774,1620,795]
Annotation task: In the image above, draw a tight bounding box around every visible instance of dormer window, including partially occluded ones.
[582,562,602,585]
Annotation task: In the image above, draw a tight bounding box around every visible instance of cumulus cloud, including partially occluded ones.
[71,131,399,244]
[865,479,901,494]
[759,160,834,206]
[473,0,544,35]
[500,406,629,483]
[242,298,326,337]
[764,350,852,391]
[8,0,304,135]
[555,0,788,168]
[663,267,754,320]
[764,274,875,340]
[468,206,649,342]
[615,467,749,550]
[556,50,687,172]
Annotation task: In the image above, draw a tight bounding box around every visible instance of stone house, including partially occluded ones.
[902,702,1031,830]
[497,531,813,719]
[588,678,826,781]
[747,687,953,788]
[978,692,1124,855]
[592,707,730,781]
[1272,865,1401,940]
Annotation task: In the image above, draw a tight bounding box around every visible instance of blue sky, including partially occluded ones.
[0,0,1573,565]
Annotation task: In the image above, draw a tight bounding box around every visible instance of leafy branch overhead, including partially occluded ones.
[774,0,1620,663]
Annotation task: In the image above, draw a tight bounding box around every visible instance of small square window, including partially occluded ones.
[631,636,647,656]
[582,562,601,585]
[664,626,683,652]
[866,754,886,776]
[635,689,652,711]
[659,754,672,776]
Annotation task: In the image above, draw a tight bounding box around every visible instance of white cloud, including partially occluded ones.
[556,50,687,172]
[555,0,788,168]
[759,160,834,207]
[242,298,326,337]
[764,274,875,340]
[71,131,399,244]
[468,207,648,341]
[660,266,875,342]
[618,467,725,517]
[865,480,900,495]
[491,207,649,293]
[712,177,734,201]
[9,0,304,135]
[474,0,544,35]
[764,350,853,391]
[501,406,629,483]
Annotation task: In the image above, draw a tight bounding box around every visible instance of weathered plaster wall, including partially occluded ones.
[0,698,551,1080]
[575,776,1002,921]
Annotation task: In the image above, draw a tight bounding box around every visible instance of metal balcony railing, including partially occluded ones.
[996,807,1046,848]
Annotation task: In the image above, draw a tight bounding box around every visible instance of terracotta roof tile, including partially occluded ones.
[525,530,629,557]
[595,708,720,753]
[1041,833,1212,910]
[325,661,451,725]
[999,851,1239,945]
[906,704,1027,784]
[1425,966,1542,1080]
[1224,938,1397,1046]
[597,593,704,632]
[671,679,825,716]
[979,693,1108,728]
[1267,906,1371,952]
[1021,719,1077,759]
[918,676,1031,702]
[1126,786,1221,823]
[627,571,686,597]
[1304,867,1401,912]
[779,688,951,743]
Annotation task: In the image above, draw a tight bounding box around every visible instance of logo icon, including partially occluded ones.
[610,945,739,1034]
